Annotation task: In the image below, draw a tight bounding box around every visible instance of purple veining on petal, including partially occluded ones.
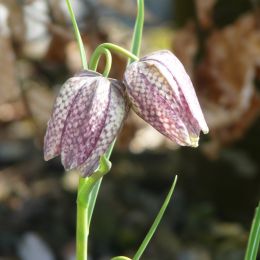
[44,69,129,177]
[143,56,208,145]
[124,50,209,147]
[61,77,111,170]
[44,74,97,161]
[78,81,129,176]
[142,50,209,134]
[124,63,191,146]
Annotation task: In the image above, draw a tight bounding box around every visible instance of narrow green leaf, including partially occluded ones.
[133,175,178,260]
[245,202,260,260]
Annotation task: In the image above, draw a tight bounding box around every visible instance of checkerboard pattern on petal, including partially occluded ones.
[124,50,209,147]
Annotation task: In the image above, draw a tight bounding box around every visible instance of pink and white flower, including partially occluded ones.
[124,50,209,147]
[44,70,128,176]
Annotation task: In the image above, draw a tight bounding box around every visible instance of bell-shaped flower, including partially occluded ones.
[44,70,128,176]
[124,50,209,147]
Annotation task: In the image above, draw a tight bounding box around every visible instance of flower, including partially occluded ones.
[44,70,128,176]
[124,50,209,147]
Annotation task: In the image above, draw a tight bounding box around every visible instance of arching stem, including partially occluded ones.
[89,43,139,72]
[89,48,112,77]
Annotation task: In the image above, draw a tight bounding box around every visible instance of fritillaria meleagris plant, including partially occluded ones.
[124,50,209,148]
[44,0,210,260]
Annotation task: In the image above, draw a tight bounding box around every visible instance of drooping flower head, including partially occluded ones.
[124,50,209,147]
[44,70,128,176]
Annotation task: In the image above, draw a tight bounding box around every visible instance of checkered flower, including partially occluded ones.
[44,70,128,176]
[124,50,209,147]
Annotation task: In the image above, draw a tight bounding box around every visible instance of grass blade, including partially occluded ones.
[133,175,178,260]
[245,202,260,260]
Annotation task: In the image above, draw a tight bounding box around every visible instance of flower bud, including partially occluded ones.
[44,70,128,176]
[124,50,209,147]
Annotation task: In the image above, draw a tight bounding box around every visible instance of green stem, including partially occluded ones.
[76,201,89,260]
[65,0,88,70]
[89,43,139,72]
[245,202,260,260]
[128,0,144,64]
[76,178,90,260]
[76,156,111,260]
[89,48,112,77]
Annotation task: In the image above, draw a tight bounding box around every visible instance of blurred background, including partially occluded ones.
[0,0,259,259]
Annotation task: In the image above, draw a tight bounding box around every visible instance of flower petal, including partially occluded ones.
[124,62,193,146]
[78,81,128,176]
[60,77,111,170]
[124,50,209,147]
[142,50,209,134]
[44,71,100,161]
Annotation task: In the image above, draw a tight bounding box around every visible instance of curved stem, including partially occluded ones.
[128,0,144,64]
[65,0,88,70]
[89,48,112,77]
[89,43,139,72]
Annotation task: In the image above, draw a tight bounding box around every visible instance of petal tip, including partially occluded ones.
[44,149,59,161]
[189,135,199,148]
[44,154,50,161]
[202,126,209,135]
